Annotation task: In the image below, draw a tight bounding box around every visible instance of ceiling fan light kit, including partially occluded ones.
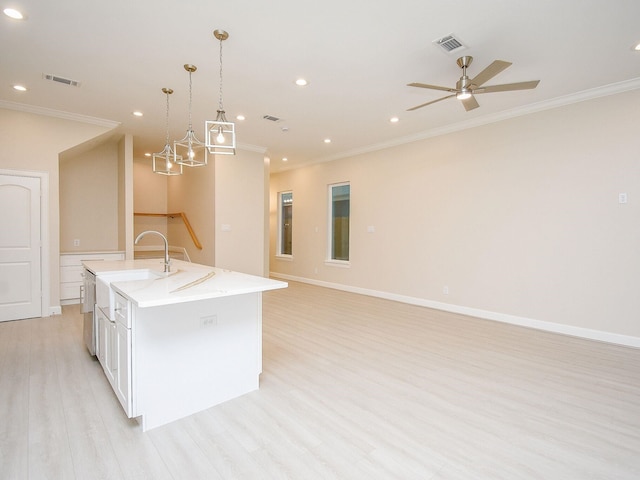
[407,55,539,112]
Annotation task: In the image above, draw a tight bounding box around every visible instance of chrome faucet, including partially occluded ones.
[135,230,171,272]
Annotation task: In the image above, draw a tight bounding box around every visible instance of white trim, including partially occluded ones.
[0,99,121,129]
[0,168,51,318]
[275,254,293,261]
[237,141,267,154]
[270,272,640,349]
[324,260,350,268]
[41,172,50,317]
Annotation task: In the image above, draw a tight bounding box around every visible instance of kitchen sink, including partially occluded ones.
[96,269,166,318]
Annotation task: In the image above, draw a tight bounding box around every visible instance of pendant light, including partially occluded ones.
[174,64,207,167]
[153,88,183,176]
[205,29,236,155]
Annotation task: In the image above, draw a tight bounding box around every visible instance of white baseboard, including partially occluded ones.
[270,272,640,349]
[50,306,62,316]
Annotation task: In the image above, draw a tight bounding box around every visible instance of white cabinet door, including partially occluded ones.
[115,321,132,416]
[96,308,108,367]
[96,300,132,415]
[106,320,117,385]
[96,307,116,385]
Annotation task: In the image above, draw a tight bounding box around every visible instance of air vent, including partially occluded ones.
[43,73,81,87]
[433,34,467,54]
[262,114,281,122]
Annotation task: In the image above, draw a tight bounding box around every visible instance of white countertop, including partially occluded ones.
[83,259,287,308]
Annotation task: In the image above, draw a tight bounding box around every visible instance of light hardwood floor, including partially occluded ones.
[1,281,639,479]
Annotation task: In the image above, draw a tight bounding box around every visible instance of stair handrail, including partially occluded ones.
[133,212,202,250]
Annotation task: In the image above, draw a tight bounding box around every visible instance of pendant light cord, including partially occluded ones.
[188,70,194,130]
[218,37,224,112]
[164,90,170,146]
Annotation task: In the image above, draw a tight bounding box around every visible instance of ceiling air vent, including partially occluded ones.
[43,73,81,87]
[433,34,467,54]
[262,114,281,122]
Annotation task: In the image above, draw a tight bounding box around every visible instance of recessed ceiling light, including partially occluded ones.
[13,84,27,92]
[3,8,24,20]
[634,42,640,51]
[324,138,331,144]
[144,153,151,157]
[133,111,143,117]
[282,157,288,162]
[295,78,308,86]
[390,116,399,123]
[236,114,245,121]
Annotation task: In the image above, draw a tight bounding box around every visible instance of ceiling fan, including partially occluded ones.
[407,56,539,112]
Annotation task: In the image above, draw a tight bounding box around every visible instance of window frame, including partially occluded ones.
[276,190,293,259]
[326,182,350,266]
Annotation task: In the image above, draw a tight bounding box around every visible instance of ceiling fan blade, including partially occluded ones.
[407,82,457,93]
[470,60,512,87]
[475,80,540,93]
[406,94,456,111]
[461,95,479,111]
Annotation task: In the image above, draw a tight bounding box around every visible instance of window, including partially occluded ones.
[277,191,293,256]
[328,183,350,262]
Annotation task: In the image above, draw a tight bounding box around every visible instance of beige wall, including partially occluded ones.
[270,89,640,341]
[133,157,170,246]
[134,148,269,274]
[215,150,269,276]
[167,155,216,266]
[60,141,119,251]
[60,134,133,257]
[0,107,116,310]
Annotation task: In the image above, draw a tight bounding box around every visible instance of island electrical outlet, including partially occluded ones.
[201,314,217,328]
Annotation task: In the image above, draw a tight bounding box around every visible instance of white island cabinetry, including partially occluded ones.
[84,259,286,431]
[95,290,132,415]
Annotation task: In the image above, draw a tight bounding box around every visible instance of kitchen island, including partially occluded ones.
[82,259,287,431]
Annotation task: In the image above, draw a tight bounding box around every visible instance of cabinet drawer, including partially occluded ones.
[60,265,84,283]
[114,292,131,328]
[61,282,83,300]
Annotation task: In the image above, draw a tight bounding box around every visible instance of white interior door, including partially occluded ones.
[0,174,42,321]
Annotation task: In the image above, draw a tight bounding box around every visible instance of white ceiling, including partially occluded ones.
[2,0,639,172]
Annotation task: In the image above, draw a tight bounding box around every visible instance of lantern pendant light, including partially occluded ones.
[174,64,208,167]
[205,29,236,155]
[153,88,183,176]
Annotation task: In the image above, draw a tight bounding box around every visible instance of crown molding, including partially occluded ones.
[311,77,640,167]
[237,141,267,154]
[0,99,121,129]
